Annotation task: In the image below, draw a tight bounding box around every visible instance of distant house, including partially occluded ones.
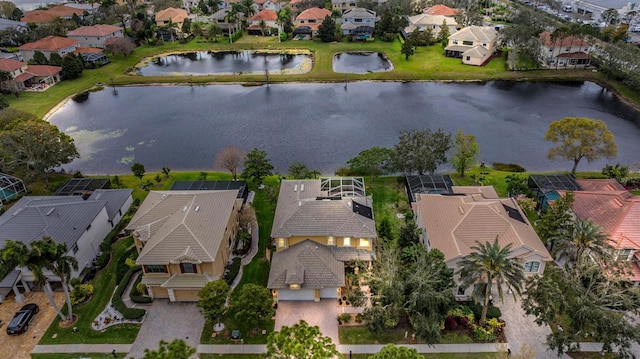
[0,190,133,302]
[444,26,499,66]
[268,178,376,301]
[128,190,242,302]
[539,31,591,68]
[558,179,640,286]
[74,47,110,66]
[403,13,458,39]
[254,0,282,11]
[155,7,189,30]
[332,0,358,14]
[424,4,459,16]
[0,172,27,205]
[341,8,376,40]
[21,5,86,23]
[211,9,242,34]
[289,0,303,13]
[411,186,552,300]
[294,7,332,39]
[18,36,80,62]
[248,9,278,35]
[67,25,124,48]
[0,58,62,92]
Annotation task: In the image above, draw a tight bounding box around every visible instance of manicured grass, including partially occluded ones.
[38,237,141,344]
[567,353,616,359]
[4,35,626,120]
[200,314,274,344]
[339,326,413,344]
[200,355,263,359]
[32,353,126,359]
[439,331,475,344]
[351,355,496,359]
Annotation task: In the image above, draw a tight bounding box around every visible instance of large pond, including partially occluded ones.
[333,52,393,73]
[49,81,640,175]
[135,51,313,76]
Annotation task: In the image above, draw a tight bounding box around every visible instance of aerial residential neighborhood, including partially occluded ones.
[0,0,639,357]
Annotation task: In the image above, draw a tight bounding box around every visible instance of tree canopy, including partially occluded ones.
[392,128,452,175]
[346,147,394,176]
[140,339,196,359]
[545,117,617,175]
[214,146,244,180]
[317,15,336,42]
[197,279,230,326]
[232,283,274,329]
[368,344,422,359]
[266,320,341,359]
[451,129,479,178]
[131,162,146,180]
[242,148,274,184]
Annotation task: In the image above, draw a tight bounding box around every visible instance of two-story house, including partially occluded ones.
[294,7,332,39]
[268,178,377,301]
[128,190,242,302]
[341,8,376,40]
[248,9,278,35]
[444,26,499,66]
[403,13,458,39]
[411,186,552,300]
[539,31,591,68]
[18,36,80,62]
[21,5,85,23]
[0,189,132,303]
[67,25,124,48]
[424,4,459,16]
[0,58,63,92]
[155,7,189,30]
[558,179,640,286]
[211,8,243,34]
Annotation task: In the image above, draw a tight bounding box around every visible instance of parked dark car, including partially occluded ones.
[6,303,39,335]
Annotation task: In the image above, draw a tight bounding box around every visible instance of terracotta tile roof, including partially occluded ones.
[0,59,26,72]
[67,24,122,37]
[21,5,84,22]
[296,7,331,20]
[556,52,590,59]
[155,7,188,23]
[539,31,590,47]
[425,4,458,16]
[412,186,551,262]
[250,9,278,21]
[576,179,625,192]
[14,72,34,82]
[290,0,302,3]
[74,47,103,54]
[26,65,62,76]
[19,36,79,51]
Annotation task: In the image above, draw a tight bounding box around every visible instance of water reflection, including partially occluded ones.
[333,52,394,73]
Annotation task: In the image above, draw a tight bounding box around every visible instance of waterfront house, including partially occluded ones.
[18,36,80,62]
[444,26,499,66]
[424,4,459,16]
[0,58,62,91]
[341,8,376,40]
[67,25,124,48]
[403,13,458,39]
[539,31,591,68]
[294,7,332,39]
[248,9,278,35]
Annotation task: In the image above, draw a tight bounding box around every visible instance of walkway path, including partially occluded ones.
[31,344,132,354]
[230,210,260,290]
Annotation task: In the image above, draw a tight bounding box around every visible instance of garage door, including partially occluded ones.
[320,287,338,299]
[172,289,200,301]
[278,289,315,301]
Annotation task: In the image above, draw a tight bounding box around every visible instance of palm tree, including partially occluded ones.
[40,238,79,321]
[258,20,266,36]
[206,23,221,42]
[552,219,613,266]
[240,0,255,29]
[457,237,525,325]
[276,6,291,43]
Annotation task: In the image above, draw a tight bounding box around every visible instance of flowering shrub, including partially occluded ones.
[70,284,94,305]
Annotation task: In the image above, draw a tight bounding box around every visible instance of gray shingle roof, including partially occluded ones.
[0,193,126,250]
[268,240,345,289]
[342,8,376,19]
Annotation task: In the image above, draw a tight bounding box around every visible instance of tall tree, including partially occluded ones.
[205,23,221,42]
[288,161,313,179]
[392,128,452,175]
[551,219,613,266]
[499,7,546,68]
[346,147,393,176]
[317,15,336,42]
[37,237,79,321]
[130,162,146,180]
[141,339,196,359]
[545,117,618,175]
[601,8,620,26]
[451,130,479,178]
[242,148,273,184]
[437,19,450,46]
[369,344,423,359]
[214,146,244,180]
[401,37,415,60]
[0,120,79,184]
[32,51,49,65]
[61,53,84,79]
[266,320,342,359]
[231,283,274,330]
[458,238,525,325]
[536,192,575,245]
[197,279,230,328]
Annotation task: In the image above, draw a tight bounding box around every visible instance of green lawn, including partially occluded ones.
[339,326,414,344]
[367,176,410,239]
[4,35,626,119]
[38,237,141,344]
[567,353,616,359]
[31,353,126,359]
[200,355,497,359]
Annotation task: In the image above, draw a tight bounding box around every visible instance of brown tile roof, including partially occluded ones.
[67,24,122,37]
[412,187,551,262]
[250,9,278,21]
[296,7,331,20]
[425,4,458,16]
[539,31,590,47]
[155,7,188,23]
[74,47,103,54]
[576,179,626,192]
[19,36,79,51]
[21,5,84,22]
[0,59,26,72]
[26,65,62,76]
[556,52,590,59]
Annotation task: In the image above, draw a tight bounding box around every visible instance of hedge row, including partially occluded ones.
[130,271,152,304]
[116,247,138,283]
[113,266,146,320]
[223,257,242,286]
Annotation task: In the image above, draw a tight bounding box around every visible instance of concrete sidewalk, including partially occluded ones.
[31,344,132,354]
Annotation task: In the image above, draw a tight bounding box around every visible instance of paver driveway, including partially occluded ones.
[127,300,203,358]
[275,300,339,344]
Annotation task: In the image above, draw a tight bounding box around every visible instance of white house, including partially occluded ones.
[67,25,124,48]
[18,36,80,62]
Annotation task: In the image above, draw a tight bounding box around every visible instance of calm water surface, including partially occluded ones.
[333,52,393,73]
[136,51,312,76]
[49,81,640,175]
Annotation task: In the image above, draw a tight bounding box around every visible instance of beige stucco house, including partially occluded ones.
[539,31,592,69]
[445,26,499,66]
[403,13,458,39]
[411,186,551,300]
[128,190,241,302]
[268,178,376,301]
[18,36,80,62]
[155,7,189,29]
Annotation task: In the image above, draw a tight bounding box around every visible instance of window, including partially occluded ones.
[355,18,362,22]
[482,43,487,47]
[359,238,370,247]
[277,238,286,247]
[524,261,540,273]
[463,40,473,46]
[343,237,351,247]
[180,263,197,274]
[618,249,632,261]
[327,236,335,245]
[565,47,571,51]
[144,265,167,273]
[290,284,300,290]
[457,286,465,296]
[72,243,79,254]
[466,56,471,61]
[453,39,458,44]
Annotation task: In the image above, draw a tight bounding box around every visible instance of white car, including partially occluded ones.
[630,26,640,32]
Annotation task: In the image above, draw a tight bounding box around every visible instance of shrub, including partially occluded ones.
[626,178,640,190]
[355,313,363,323]
[129,272,152,304]
[223,257,241,285]
[116,247,138,283]
[445,316,458,330]
[486,306,502,319]
[94,251,110,270]
[492,162,526,172]
[471,323,496,341]
[339,313,352,324]
[112,267,146,320]
[70,284,94,304]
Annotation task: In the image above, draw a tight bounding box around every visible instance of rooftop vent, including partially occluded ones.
[161,194,168,200]
[194,206,200,212]
[301,184,304,191]
[458,206,465,214]
[294,184,298,192]
[182,206,187,212]
[46,208,55,216]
